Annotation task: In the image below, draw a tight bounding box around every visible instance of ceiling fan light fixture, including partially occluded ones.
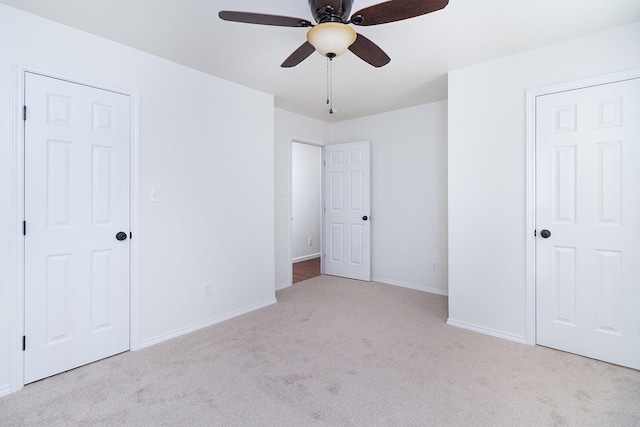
[307,22,357,57]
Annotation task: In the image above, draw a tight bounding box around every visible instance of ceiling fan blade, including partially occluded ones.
[348,34,390,67]
[281,42,316,68]
[219,11,312,27]
[350,0,448,26]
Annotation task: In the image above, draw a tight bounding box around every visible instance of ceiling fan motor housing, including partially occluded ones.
[309,0,354,23]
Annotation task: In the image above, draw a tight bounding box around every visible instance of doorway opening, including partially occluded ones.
[291,141,323,284]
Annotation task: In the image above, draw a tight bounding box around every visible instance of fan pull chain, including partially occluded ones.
[327,57,334,114]
[326,57,330,106]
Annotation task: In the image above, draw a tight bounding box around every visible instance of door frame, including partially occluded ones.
[9,63,141,393]
[287,138,326,288]
[524,68,640,346]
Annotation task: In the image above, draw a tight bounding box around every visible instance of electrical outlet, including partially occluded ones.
[431,262,439,272]
[308,238,313,246]
[203,282,212,297]
[150,186,162,202]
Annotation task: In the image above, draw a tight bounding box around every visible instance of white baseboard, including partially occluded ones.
[0,384,11,398]
[140,297,277,349]
[275,281,291,291]
[292,253,321,263]
[372,276,448,296]
[446,318,527,344]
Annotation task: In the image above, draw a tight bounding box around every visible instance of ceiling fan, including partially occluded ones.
[219,0,449,68]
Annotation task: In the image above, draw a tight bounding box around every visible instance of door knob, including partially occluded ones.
[362,216,368,221]
[540,229,551,239]
[115,231,128,241]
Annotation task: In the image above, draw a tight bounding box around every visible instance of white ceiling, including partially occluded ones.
[3,0,640,122]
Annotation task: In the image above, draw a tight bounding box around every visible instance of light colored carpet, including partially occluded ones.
[1,275,639,426]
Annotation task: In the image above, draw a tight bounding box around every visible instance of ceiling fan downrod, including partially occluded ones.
[310,0,354,24]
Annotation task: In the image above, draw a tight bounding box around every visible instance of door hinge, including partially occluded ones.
[22,336,26,351]
[23,105,27,121]
[130,232,132,240]
[323,160,326,167]
[534,229,537,237]
[23,221,26,236]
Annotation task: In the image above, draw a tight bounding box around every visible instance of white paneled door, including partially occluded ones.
[324,142,371,281]
[24,73,131,383]
[536,78,640,369]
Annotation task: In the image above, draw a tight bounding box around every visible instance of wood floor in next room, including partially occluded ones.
[293,257,321,283]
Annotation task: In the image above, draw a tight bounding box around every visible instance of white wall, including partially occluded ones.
[0,5,275,393]
[447,22,640,341]
[275,104,448,293]
[291,143,322,261]
[329,102,449,294]
[274,109,329,289]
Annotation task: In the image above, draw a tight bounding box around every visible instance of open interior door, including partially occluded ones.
[323,141,371,281]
